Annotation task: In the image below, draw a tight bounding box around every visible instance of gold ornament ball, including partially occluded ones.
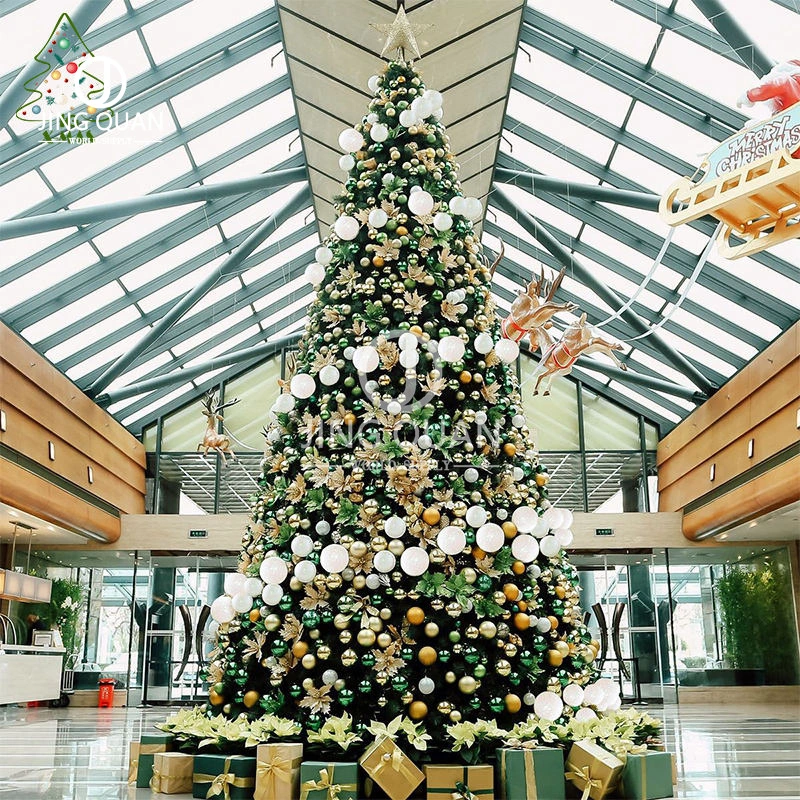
[341,649,357,667]
[264,614,281,631]
[357,629,377,647]
[209,689,224,706]
[368,616,383,632]
[292,641,309,658]
[401,692,414,705]
[316,645,332,660]
[505,694,522,714]
[377,632,393,649]
[409,701,428,719]
[514,613,531,631]
[375,671,389,685]
[301,654,317,669]
[350,541,368,558]
[479,620,497,639]
[465,626,479,639]
[388,540,405,556]
[496,659,512,676]
[422,507,441,525]
[554,641,570,657]
[429,548,446,565]
[424,622,440,638]
[406,607,425,626]
[511,560,526,576]
[503,443,517,457]
[445,671,457,684]
[449,710,462,722]
[327,574,343,590]
[334,614,351,630]
[458,676,477,694]
[418,646,437,666]
[555,586,566,599]
[547,650,563,667]
[437,701,452,714]
[493,591,507,606]
[243,690,260,708]
[339,630,352,644]
[535,473,549,486]
[343,412,357,426]
[502,521,518,538]
[445,601,462,618]
[548,615,559,630]
[503,583,521,601]
[371,535,388,552]
[289,577,302,591]
[461,567,477,584]
[302,677,314,690]
[248,609,261,623]
[353,575,367,590]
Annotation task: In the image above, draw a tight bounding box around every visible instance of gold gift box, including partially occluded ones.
[565,740,624,800]
[150,752,194,794]
[425,764,494,800]
[255,742,303,800]
[360,736,424,800]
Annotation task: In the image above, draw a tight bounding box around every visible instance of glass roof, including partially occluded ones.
[0,0,797,437]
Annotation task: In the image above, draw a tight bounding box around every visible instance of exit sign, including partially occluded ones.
[595,528,614,537]
[189,529,208,539]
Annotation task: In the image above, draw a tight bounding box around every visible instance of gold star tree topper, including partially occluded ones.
[372,6,433,61]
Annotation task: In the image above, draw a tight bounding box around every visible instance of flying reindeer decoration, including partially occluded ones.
[198,390,241,466]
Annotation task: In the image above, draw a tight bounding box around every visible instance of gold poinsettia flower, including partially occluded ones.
[495,473,515,496]
[412,212,435,231]
[269,453,288,473]
[276,352,297,393]
[481,478,495,499]
[355,207,372,225]
[349,550,374,574]
[205,661,223,685]
[386,465,416,497]
[352,319,367,337]
[438,244,458,270]
[359,504,381,535]
[406,262,428,282]
[485,350,501,368]
[337,265,358,290]
[433,487,454,504]
[354,440,382,462]
[372,644,404,675]
[323,307,344,325]
[403,290,426,314]
[280,614,303,643]
[298,412,321,439]
[373,407,403,433]
[376,336,400,369]
[271,652,298,679]
[310,460,330,488]
[373,241,401,261]
[328,466,358,495]
[481,382,501,404]
[423,374,446,395]
[300,584,330,611]
[299,684,332,715]
[475,554,501,577]
[286,474,307,502]
[241,631,266,662]
[249,520,266,545]
[381,200,400,218]
[312,351,336,372]
[441,298,467,322]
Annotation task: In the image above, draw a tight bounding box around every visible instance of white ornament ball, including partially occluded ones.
[385,516,406,538]
[541,507,561,529]
[316,520,331,535]
[322,669,339,685]
[528,564,542,580]
[368,208,388,228]
[400,546,430,576]
[438,335,465,363]
[260,556,288,585]
[399,349,419,368]
[433,212,453,231]
[224,572,247,597]
[464,468,479,483]
[261,584,283,606]
[523,692,536,706]
[536,617,552,633]
[291,535,314,557]
[294,560,317,584]
[231,592,253,614]
[561,509,574,528]
[319,365,340,386]
[290,373,316,399]
[407,190,434,216]
[210,596,235,624]
[423,89,443,109]
[583,683,607,708]
[399,332,418,350]
[344,347,355,360]
[432,107,443,121]
[243,577,264,597]
[387,400,403,415]
[475,410,488,425]
[373,550,397,573]
[338,127,364,152]
[320,544,349,574]
[305,262,326,285]
[419,677,435,694]
[562,683,585,707]
[353,345,380,373]
[370,122,389,142]
[474,332,494,354]
[466,505,488,528]
[532,516,550,538]
[315,246,333,265]
[449,196,466,216]
[437,526,467,556]
[382,172,395,186]
[554,528,574,547]
[418,434,433,450]
[399,108,417,127]
[539,535,561,558]
[339,154,355,171]
[334,215,359,241]
[511,506,538,533]
[575,707,598,722]
[476,523,504,553]
[495,338,520,363]
[511,534,539,563]
[513,467,524,481]
[367,75,380,93]
[512,414,526,428]
[533,691,564,722]
[463,196,483,221]
[366,574,381,590]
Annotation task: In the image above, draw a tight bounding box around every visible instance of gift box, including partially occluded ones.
[193,754,256,799]
[619,752,674,800]
[360,736,425,800]
[128,742,140,785]
[425,764,494,800]
[255,743,303,800]
[300,761,359,800]
[496,747,565,800]
[564,741,623,800]
[151,752,194,794]
[136,733,175,789]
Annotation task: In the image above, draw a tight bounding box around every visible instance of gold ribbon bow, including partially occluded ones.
[150,768,164,792]
[127,757,139,785]
[299,767,356,800]
[195,757,255,800]
[565,765,602,800]
[257,756,301,797]
[378,747,404,772]
[452,781,478,800]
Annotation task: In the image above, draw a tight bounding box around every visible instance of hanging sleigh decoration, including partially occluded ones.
[198,390,241,466]
[659,61,800,260]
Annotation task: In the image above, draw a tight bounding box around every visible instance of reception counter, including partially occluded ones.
[0,645,64,705]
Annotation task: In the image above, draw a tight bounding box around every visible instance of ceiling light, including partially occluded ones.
[0,569,52,603]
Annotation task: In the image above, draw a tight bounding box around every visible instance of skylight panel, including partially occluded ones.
[208,132,300,183]
[183,326,261,367]
[607,144,683,195]
[240,235,317,287]
[47,305,141,365]
[86,0,128,30]
[0,229,66,273]
[119,385,195,427]
[253,275,308,314]
[105,351,174,393]
[136,264,221,315]
[170,51,275,127]
[605,380,685,421]
[172,307,251,356]
[255,293,312,326]
[185,276,243,320]
[658,328,738,377]
[626,349,697,389]
[709,255,800,314]
[220,183,307,241]
[707,0,798,64]
[502,130,607,185]
[141,0,266,64]
[527,0,661,63]
[666,306,758,360]
[0,171,53,220]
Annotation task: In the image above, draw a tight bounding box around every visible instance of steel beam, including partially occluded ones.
[0,0,114,128]
[491,183,717,395]
[85,184,310,396]
[494,167,663,212]
[0,167,306,239]
[95,332,302,405]
[690,0,774,78]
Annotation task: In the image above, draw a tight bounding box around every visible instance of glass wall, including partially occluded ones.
[141,352,661,515]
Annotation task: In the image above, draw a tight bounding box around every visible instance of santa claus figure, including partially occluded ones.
[737,60,800,116]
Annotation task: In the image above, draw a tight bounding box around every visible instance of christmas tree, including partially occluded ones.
[203,32,617,758]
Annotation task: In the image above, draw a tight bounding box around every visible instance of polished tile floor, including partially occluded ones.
[0,703,798,799]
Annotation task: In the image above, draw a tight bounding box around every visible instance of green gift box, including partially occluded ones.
[619,752,674,800]
[193,754,256,799]
[425,764,494,799]
[136,732,175,789]
[496,748,565,800]
[300,761,359,800]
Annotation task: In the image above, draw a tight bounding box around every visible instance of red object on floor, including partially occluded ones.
[97,678,115,708]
